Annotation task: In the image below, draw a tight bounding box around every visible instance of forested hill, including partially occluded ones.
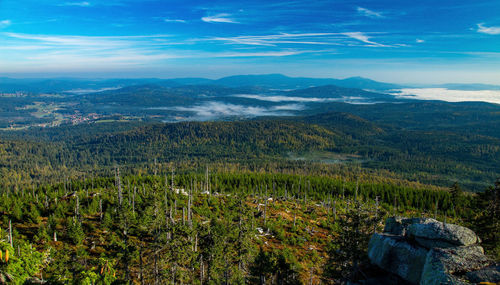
[1,112,499,191]
[291,111,500,190]
[0,120,340,187]
[81,84,248,107]
[306,101,500,139]
[71,120,338,163]
[293,112,384,138]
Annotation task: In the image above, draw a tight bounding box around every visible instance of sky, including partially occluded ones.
[0,0,499,84]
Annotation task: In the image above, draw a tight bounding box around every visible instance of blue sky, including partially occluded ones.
[0,0,499,84]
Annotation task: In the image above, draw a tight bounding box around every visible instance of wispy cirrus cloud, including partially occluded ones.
[5,33,171,46]
[60,1,91,7]
[476,23,500,35]
[0,20,11,28]
[201,13,238,23]
[208,32,360,47]
[2,33,310,58]
[0,45,52,51]
[209,33,332,46]
[0,33,182,70]
[0,31,312,73]
[7,33,305,57]
[357,7,384,18]
[342,32,388,47]
[206,32,393,48]
[213,50,306,57]
[164,18,187,23]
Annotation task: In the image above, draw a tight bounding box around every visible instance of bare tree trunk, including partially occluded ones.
[264,199,268,227]
[182,207,186,225]
[170,205,174,224]
[99,199,103,222]
[200,254,204,285]
[9,220,13,247]
[171,167,175,191]
[194,233,198,252]
[206,166,209,194]
[188,188,192,227]
[140,247,144,285]
[133,187,136,215]
[116,167,123,206]
[75,195,80,218]
[293,204,296,228]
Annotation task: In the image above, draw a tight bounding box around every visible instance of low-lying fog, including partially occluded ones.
[393,88,500,104]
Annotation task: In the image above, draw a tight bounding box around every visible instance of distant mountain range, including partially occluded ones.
[1,74,499,94]
[211,74,400,90]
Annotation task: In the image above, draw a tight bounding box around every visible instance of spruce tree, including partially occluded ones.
[323,200,381,283]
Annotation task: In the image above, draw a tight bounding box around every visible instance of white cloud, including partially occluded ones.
[201,13,238,23]
[65,87,121,94]
[25,52,181,65]
[206,31,398,49]
[342,32,387,47]
[394,88,500,104]
[153,101,299,120]
[214,50,304,57]
[1,32,315,68]
[272,104,305,111]
[235,94,338,102]
[208,32,346,46]
[0,20,11,28]
[1,33,184,70]
[5,33,171,46]
[477,23,500,35]
[0,45,50,51]
[357,7,384,18]
[234,94,369,103]
[164,18,186,23]
[61,1,91,6]
[416,39,425,43]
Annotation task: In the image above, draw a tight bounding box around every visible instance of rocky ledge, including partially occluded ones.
[367,217,499,285]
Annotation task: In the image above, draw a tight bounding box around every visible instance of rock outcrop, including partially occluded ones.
[368,233,428,284]
[466,265,500,283]
[420,245,490,285]
[367,217,499,285]
[407,220,478,249]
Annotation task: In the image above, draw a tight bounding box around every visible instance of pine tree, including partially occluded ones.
[474,178,500,259]
[450,182,464,211]
[323,200,381,283]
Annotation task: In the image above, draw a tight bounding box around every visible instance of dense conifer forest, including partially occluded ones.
[1,114,499,191]
[0,161,499,284]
